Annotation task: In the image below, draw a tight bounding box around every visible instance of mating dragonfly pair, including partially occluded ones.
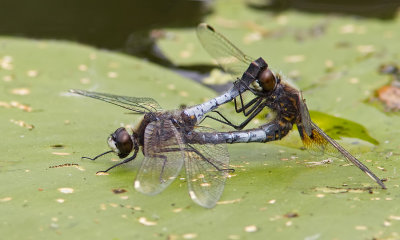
[70,23,386,208]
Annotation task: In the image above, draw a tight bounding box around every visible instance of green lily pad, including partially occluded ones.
[2,2,400,240]
[309,110,379,145]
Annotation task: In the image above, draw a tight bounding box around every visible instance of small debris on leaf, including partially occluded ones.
[26,70,38,77]
[217,198,241,205]
[0,197,12,202]
[182,233,198,239]
[284,212,299,218]
[244,225,258,233]
[57,188,74,194]
[112,188,127,194]
[51,152,71,156]
[138,217,157,226]
[96,172,109,176]
[10,119,34,130]
[355,225,367,231]
[50,144,65,149]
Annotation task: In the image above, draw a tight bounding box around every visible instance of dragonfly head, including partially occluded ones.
[251,68,279,94]
[107,127,136,158]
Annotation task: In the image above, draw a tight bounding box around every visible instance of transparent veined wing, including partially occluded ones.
[70,89,163,113]
[298,122,342,158]
[184,126,231,208]
[298,121,386,189]
[298,93,312,137]
[197,23,254,79]
[134,119,185,195]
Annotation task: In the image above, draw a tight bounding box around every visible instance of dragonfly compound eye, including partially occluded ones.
[258,68,277,92]
[108,127,133,158]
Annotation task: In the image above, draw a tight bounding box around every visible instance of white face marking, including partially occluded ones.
[107,136,120,154]
[250,80,263,92]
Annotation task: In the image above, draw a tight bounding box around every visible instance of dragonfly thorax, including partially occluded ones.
[107,127,136,158]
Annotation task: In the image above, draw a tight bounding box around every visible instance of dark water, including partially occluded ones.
[1,0,399,92]
[0,0,217,87]
[0,0,210,49]
[2,0,398,58]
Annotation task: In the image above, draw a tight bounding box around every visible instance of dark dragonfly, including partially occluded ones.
[70,89,240,208]
[195,23,386,189]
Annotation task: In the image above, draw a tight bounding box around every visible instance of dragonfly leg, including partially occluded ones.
[202,102,266,130]
[200,111,240,128]
[96,147,139,174]
[82,150,113,161]
[235,96,264,118]
[232,103,267,130]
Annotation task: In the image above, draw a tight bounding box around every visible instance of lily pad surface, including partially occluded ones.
[1,1,400,240]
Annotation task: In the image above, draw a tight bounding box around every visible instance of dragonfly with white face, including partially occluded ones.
[70,89,241,208]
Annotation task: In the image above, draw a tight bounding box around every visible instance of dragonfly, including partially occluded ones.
[195,23,386,189]
[70,89,242,208]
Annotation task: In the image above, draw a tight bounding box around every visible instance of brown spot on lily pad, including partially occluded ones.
[284,212,299,218]
[50,144,65,149]
[376,85,400,111]
[112,188,127,194]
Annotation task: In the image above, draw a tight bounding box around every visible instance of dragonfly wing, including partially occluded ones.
[134,119,185,195]
[70,89,163,113]
[197,23,254,79]
[298,122,342,157]
[184,126,231,208]
[299,121,386,188]
[298,93,312,137]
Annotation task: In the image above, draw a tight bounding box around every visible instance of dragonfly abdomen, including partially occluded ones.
[186,121,292,145]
